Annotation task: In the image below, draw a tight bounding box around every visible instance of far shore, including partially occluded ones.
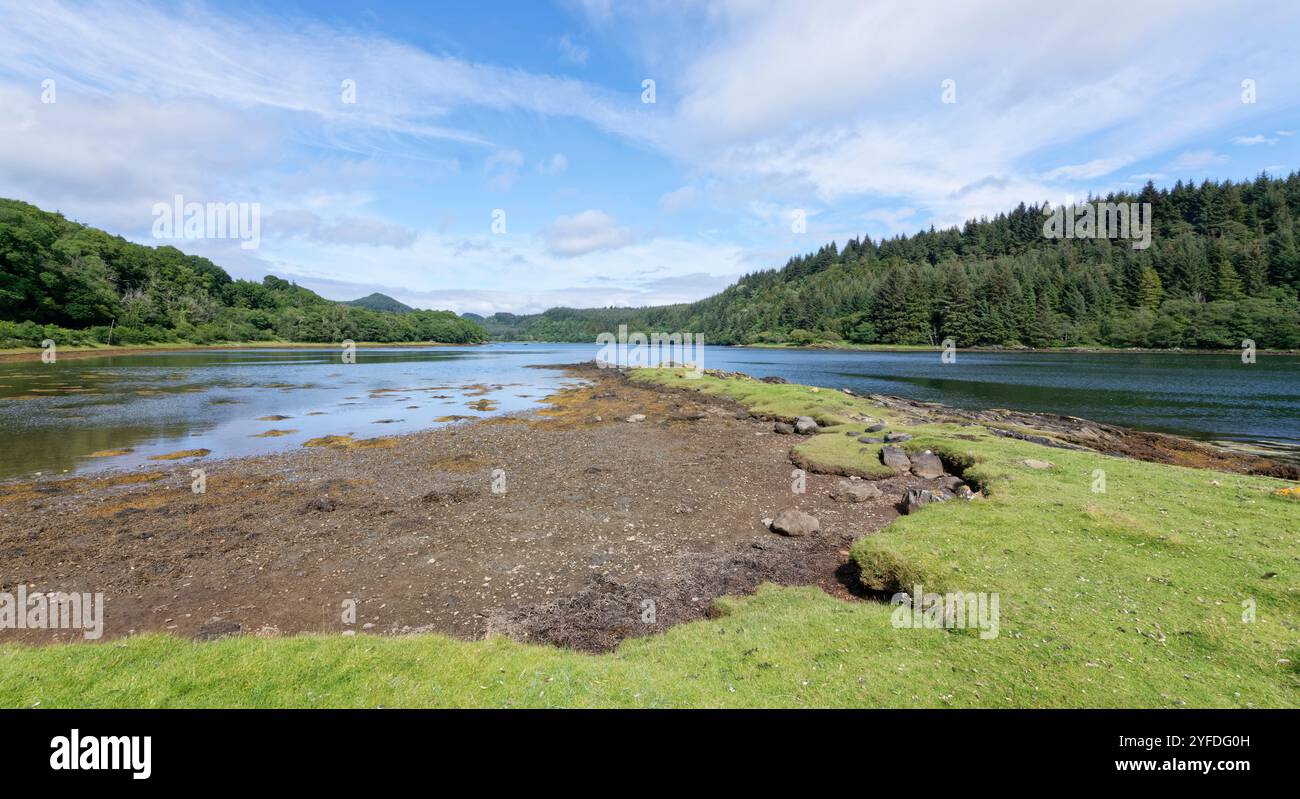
[0,339,484,363]
[740,341,1300,355]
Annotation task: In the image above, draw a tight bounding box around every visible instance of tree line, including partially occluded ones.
[484,172,1300,349]
[0,199,486,348]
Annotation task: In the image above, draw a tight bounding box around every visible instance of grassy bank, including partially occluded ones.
[1,369,1296,708]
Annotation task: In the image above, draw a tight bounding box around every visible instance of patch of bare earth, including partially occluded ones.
[0,364,909,650]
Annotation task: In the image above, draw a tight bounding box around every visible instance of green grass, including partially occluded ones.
[2,368,1297,708]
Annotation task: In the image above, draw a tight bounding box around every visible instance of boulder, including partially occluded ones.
[880,445,911,471]
[759,375,789,384]
[857,436,883,444]
[773,421,795,434]
[866,423,887,432]
[1021,458,1054,469]
[884,432,913,443]
[910,451,945,480]
[794,416,820,435]
[901,488,933,514]
[830,480,882,503]
[626,414,646,423]
[769,508,820,537]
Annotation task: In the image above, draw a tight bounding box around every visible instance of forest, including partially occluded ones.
[0,199,486,348]
[484,173,1300,349]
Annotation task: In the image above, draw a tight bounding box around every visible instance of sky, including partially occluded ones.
[1,0,1298,315]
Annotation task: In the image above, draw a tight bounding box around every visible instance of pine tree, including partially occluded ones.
[1212,258,1243,300]
[1137,265,1164,310]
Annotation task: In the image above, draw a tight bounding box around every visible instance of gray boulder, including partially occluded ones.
[769,508,820,537]
[884,432,913,443]
[866,423,887,432]
[880,445,911,471]
[830,480,882,503]
[857,436,883,444]
[773,421,795,434]
[910,451,945,480]
[794,416,820,435]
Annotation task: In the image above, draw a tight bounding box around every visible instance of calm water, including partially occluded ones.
[1,343,1297,479]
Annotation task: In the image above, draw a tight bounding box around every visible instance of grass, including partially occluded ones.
[2,368,1297,708]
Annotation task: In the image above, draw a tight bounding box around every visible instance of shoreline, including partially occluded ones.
[733,342,1300,355]
[0,339,484,363]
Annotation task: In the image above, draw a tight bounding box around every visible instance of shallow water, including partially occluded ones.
[0,342,1297,479]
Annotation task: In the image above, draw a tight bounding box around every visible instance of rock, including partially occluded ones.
[669,409,706,421]
[759,375,788,384]
[302,496,337,513]
[830,480,882,503]
[794,416,820,435]
[857,436,883,444]
[761,517,774,528]
[910,451,945,480]
[769,508,820,537]
[1021,458,1054,469]
[939,474,966,491]
[195,619,241,641]
[900,487,951,515]
[844,430,861,437]
[866,423,887,432]
[884,432,913,443]
[626,414,646,423]
[881,445,911,470]
[956,485,977,500]
[773,421,795,434]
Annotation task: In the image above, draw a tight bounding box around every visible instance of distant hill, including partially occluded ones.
[460,312,485,322]
[0,198,488,348]
[344,292,415,313]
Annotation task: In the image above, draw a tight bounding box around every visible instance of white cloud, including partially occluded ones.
[536,153,569,175]
[863,207,917,235]
[265,210,418,248]
[658,185,697,212]
[1232,134,1277,146]
[1170,149,1230,171]
[545,210,636,256]
[485,149,525,191]
[556,33,590,66]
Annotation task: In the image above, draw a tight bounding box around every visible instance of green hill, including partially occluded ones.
[485,173,1300,349]
[0,199,486,348]
[343,292,416,313]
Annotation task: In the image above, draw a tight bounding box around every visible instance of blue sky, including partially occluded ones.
[1,0,1299,314]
